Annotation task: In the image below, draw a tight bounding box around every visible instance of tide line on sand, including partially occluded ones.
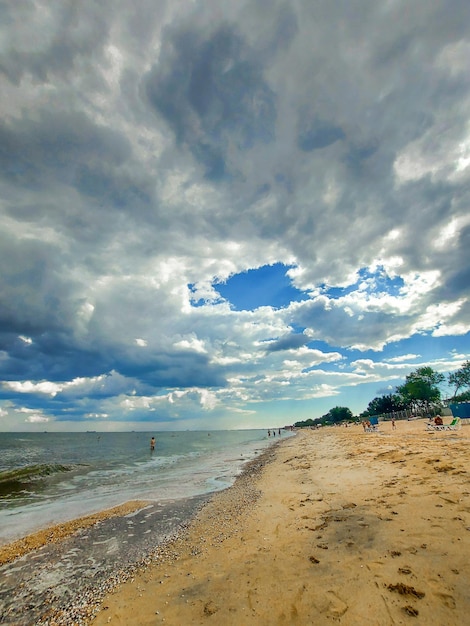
[0,500,151,566]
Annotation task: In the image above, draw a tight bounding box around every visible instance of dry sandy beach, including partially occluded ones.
[91,419,470,626]
[2,419,469,625]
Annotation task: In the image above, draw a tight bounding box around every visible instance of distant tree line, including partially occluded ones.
[295,406,353,428]
[294,361,470,428]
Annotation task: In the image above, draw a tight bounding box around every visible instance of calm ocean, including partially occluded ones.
[0,430,287,545]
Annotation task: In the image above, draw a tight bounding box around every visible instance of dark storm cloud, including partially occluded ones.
[0,233,78,336]
[112,349,225,388]
[265,334,309,352]
[0,323,108,384]
[0,110,131,190]
[145,22,276,179]
[0,0,111,84]
[436,224,470,300]
[297,119,345,152]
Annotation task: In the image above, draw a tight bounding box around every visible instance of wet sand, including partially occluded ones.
[91,419,470,625]
[0,501,151,566]
[0,495,211,625]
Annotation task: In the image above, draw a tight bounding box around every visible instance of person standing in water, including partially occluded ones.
[150,436,156,451]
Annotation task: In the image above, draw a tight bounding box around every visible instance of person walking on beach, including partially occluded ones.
[150,436,156,451]
[391,418,396,430]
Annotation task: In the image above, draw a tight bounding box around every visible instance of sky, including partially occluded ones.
[1,0,469,432]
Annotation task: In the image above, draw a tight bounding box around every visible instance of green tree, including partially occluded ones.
[448,361,470,400]
[364,394,406,416]
[325,406,353,424]
[294,418,316,428]
[397,366,444,414]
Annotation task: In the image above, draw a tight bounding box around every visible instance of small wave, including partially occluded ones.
[0,464,74,498]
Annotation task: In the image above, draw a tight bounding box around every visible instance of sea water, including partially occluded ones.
[0,430,288,544]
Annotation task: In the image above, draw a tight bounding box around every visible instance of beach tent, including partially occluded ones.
[365,416,379,432]
[449,402,470,421]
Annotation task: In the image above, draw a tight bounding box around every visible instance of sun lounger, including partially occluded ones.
[426,417,460,431]
[445,417,461,430]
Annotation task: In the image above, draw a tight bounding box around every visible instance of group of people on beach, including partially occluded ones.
[267,429,282,437]
[361,418,396,431]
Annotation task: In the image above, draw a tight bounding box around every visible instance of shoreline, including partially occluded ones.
[0,429,279,548]
[0,442,282,625]
[91,419,470,625]
[0,500,151,567]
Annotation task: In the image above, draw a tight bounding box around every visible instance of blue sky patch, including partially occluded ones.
[215,263,307,311]
[322,266,405,299]
[382,332,469,364]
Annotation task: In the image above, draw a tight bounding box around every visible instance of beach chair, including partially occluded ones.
[426,419,446,431]
[445,417,461,431]
[365,417,379,432]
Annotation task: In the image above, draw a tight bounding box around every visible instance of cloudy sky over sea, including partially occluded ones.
[1,0,469,431]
